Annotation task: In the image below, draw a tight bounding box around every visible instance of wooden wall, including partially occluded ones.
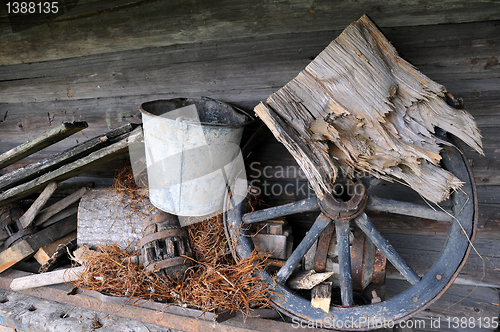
[0,1,499,327]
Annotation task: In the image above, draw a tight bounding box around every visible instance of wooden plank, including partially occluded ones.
[0,124,135,192]
[18,182,58,229]
[33,231,77,266]
[0,240,35,274]
[0,0,499,66]
[33,187,87,227]
[0,138,129,207]
[0,122,87,170]
[0,20,499,106]
[9,266,84,291]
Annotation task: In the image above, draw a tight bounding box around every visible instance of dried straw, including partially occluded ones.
[72,214,271,314]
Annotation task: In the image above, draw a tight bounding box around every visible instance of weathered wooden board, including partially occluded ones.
[0,122,87,169]
[0,138,129,207]
[77,189,154,251]
[0,0,499,66]
[0,20,498,106]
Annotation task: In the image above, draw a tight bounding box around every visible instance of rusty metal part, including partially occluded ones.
[350,229,378,292]
[141,211,193,279]
[372,247,387,285]
[314,223,335,273]
[4,226,39,248]
[319,178,367,221]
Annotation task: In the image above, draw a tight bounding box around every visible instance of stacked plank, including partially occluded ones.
[254,15,483,203]
[0,122,137,274]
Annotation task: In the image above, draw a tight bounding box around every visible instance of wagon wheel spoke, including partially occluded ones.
[366,196,452,222]
[335,219,354,306]
[243,197,320,224]
[354,213,420,285]
[275,213,331,284]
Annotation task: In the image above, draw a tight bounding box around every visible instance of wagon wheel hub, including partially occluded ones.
[319,178,367,222]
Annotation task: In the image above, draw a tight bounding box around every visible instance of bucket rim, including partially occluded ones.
[139,97,253,128]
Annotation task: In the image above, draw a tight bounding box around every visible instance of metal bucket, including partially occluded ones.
[140,98,251,222]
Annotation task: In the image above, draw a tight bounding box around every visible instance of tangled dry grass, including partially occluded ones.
[73,163,271,314]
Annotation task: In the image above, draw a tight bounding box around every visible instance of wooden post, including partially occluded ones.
[34,187,87,227]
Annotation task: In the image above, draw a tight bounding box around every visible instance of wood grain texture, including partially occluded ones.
[18,181,58,229]
[0,138,129,207]
[0,0,499,66]
[77,189,154,251]
[9,266,84,291]
[0,122,87,169]
[255,15,482,203]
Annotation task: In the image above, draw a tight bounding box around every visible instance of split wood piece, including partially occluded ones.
[33,231,77,266]
[314,222,335,273]
[0,123,136,192]
[77,189,152,251]
[0,122,88,170]
[0,217,76,273]
[34,187,87,227]
[18,182,58,229]
[0,137,130,207]
[39,238,77,273]
[303,239,318,271]
[10,266,84,291]
[254,14,483,204]
[287,270,334,290]
[311,282,332,313]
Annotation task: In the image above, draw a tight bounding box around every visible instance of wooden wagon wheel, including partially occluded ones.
[223,130,477,330]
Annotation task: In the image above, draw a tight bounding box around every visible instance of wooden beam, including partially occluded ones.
[18,182,58,229]
[310,282,332,313]
[0,138,130,207]
[0,0,499,66]
[287,270,334,290]
[0,122,87,170]
[0,124,135,192]
[0,217,77,274]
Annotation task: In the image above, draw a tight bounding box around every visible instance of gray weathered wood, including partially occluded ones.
[0,124,135,192]
[77,189,154,251]
[0,138,129,207]
[310,282,332,313]
[287,270,334,290]
[0,0,499,66]
[0,122,87,170]
[34,187,87,227]
[9,266,84,291]
[19,182,58,229]
[0,217,77,273]
[255,15,482,203]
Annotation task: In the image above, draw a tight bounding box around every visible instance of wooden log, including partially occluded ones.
[0,122,87,170]
[33,187,87,227]
[9,266,84,291]
[38,205,78,228]
[18,182,58,229]
[0,216,77,273]
[0,124,135,192]
[287,270,334,290]
[77,189,154,252]
[33,231,77,266]
[0,137,130,207]
[311,282,332,313]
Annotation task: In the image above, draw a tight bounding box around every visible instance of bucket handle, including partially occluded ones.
[201,96,255,123]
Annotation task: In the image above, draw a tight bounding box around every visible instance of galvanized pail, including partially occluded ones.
[140,98,251,222]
